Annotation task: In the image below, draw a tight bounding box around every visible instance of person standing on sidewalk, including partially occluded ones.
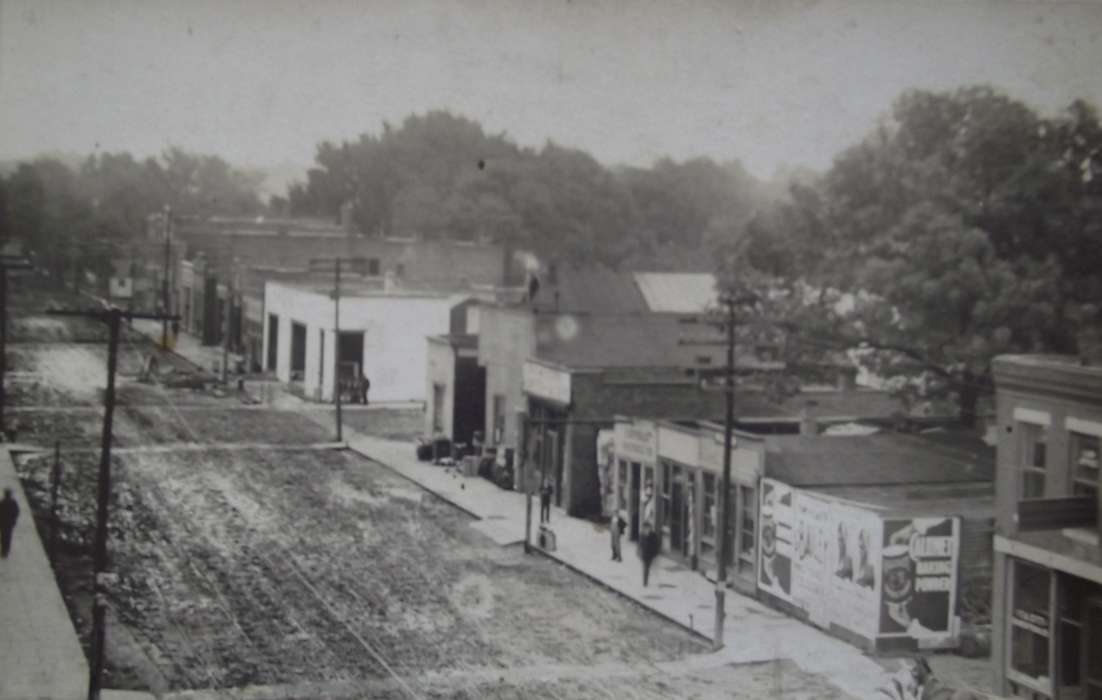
[610,510,626,561]
[539,479,553,523]
[639,521,659,586]
[0,488,19,558]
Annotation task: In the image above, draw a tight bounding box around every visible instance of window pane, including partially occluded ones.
[741,487,756,532]
[1011,624,1050,680]
[1014,562,1050,623]
[1022,471,1046,499]
[1072,432,1100,491]
[702,474,716,539]
[1059,622,1081,686]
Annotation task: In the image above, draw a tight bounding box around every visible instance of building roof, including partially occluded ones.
[734,388,904,421]
[526,265,650,314]
[764,430,995,488]
[808,481,994,518]
[633,272,718,313]
[533,313,741,369]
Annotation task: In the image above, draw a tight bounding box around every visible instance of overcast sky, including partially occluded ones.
[2,0,1102,181]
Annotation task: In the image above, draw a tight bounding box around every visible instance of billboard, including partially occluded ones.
[879,517,959,642]
[759,479,958,645]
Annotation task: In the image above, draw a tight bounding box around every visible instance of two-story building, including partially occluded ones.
[991,355,1102,700]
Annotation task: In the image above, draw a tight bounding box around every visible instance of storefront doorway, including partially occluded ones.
[661,461,695,564]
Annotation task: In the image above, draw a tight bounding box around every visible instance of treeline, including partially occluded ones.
[0,149,263,283]
[280,111,776,269]
[726,87,1102,423]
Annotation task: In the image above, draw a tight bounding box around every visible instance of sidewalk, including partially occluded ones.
[346,433,898,700]
[0,447,88,700]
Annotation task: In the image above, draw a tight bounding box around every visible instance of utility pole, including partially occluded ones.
[46,305,177,700]
[221,253,236,385]
[678,291,758,650]
[309,257,370,442]
[333,257,342,442]
[161,206,172,349]
[714,296,737,649]
[0,255,33,437]
[521,414,532,554]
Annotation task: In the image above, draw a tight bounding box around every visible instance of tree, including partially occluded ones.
[717,86,1102,426]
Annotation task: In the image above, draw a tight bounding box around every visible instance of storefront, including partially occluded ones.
[613,416,764,593]
[523,359,572,509]
[994,545,1102,700]
[612,418,657,541]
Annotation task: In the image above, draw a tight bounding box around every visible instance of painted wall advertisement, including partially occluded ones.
[758,479,959,645]
[879,517,959,641]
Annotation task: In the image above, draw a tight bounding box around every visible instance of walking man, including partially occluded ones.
[611,510,626,562]
[0,488,19,559]
[539,479,553,524]
[639,521,659,586]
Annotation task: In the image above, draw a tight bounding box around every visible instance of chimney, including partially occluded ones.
[799,401,819,436]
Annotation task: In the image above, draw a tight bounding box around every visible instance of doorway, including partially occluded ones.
[290,322,306,378]
[266,313,278,371]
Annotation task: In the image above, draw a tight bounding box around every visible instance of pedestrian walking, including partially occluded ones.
[539,479,553,523]
[610,510,627,561]
[639,521,659,586]
[0,488,19,559]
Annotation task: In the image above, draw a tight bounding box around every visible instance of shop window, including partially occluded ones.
[702,474,716,540]
[1070,432,1100,498]
[739,485,756,574]
[1010,561,1052,691]
[1019,422,1049,499]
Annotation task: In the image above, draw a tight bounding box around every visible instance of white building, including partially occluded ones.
[263,280,471,403]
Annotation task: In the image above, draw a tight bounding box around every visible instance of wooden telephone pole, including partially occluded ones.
[679,291,759,650]
[47,304,178,700]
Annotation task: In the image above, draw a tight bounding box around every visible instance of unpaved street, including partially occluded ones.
[10,296,851,699]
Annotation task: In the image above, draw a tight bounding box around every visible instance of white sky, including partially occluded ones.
[2,0,1102,180]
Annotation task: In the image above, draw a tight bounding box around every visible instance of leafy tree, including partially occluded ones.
[717,86,1102,426]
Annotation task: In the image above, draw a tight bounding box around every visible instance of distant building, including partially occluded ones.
[263,279,473,403]
[991,355,1102,699]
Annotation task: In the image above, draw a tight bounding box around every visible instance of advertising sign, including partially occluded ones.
[791,492,832,627]
[523,360,571,405]
[614,420,656,465]
[879,517,959,642]
[758,479,795,603]
[829,503,882,639]
[758,479,884,640]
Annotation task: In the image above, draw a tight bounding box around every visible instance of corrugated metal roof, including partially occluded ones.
[633,273,718,313]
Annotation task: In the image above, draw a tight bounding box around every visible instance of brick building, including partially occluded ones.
[158,214,520,372]
[991,355,1102,699]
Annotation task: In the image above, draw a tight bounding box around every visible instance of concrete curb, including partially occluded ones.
[347,443,485,521]
[530,545,716,644]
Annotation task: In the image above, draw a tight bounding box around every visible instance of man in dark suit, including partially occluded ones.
[0,488,20,558]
